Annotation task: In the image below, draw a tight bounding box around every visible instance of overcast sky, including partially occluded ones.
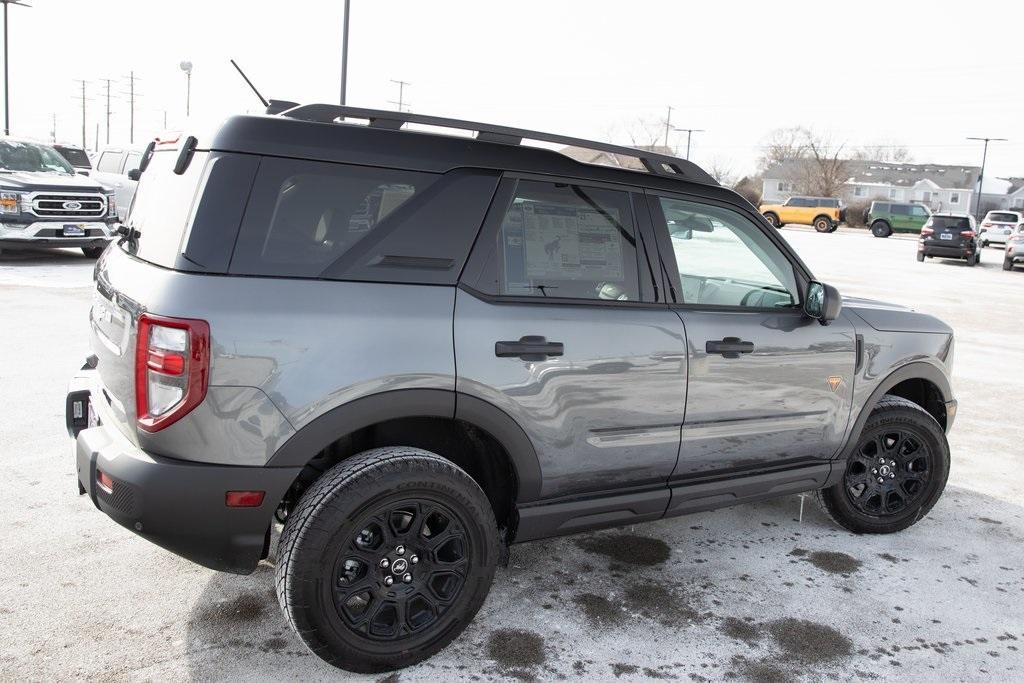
[7,0,1023,178]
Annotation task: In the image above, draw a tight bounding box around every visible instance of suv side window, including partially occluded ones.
[97,151,122,173]
[891,204,911,215]
[496,179,640,301]
[655,197,798,308]
[230,157,434,278]
[911,205,929,217]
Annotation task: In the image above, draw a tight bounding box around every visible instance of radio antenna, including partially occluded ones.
[230,59,269,108]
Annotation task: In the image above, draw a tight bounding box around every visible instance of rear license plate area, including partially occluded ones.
[940,233,954,240]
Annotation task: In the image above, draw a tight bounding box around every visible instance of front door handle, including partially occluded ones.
[705,337,754,359]
[495,335,564,361]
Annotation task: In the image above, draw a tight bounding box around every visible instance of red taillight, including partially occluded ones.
[982,222,992,227]
[921,227,934,237]
[135,313,210,433]
[97,470,114,494]
[960,230,975,238]
[225,491,266,508]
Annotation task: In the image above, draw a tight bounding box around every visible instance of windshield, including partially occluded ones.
[0,140,75,174]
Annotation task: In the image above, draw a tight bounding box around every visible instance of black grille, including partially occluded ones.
[32,194,106,218]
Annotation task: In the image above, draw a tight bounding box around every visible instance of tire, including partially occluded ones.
[763,212,780,228]
[871,221,892,238]
[966,254,977,267]
[276,447,500,673]
[813,215,832,233]
[981,240,989,248]
[1004,257,1014,271]
[82,247,106,258]
[916,252,925,262]
[816,396,949,534]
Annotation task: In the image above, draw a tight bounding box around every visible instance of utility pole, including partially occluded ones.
[122,71,139,144]
[388,79,411,112]
[673,127,705,160]
[663,105,673,147]
[339,0,350,105]
[102,78,112,144]
[179,61,192,117]
[2,1,30,135]
[73,79,89,148]
[966,137,1007,221]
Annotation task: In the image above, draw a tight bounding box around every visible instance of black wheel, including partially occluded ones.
[916,252,925,262]
[763,212,780,228]
[816,396,949,534]
[871,221,892,238]
[813,215,832,233]
[82,246,106,258]
[966,253,977,267]
[981,240,989,248]
[1005,257,1014,271]
[276,447,499,673]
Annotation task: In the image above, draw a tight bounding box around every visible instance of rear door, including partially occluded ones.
[456,176,687,501]
[929,215,974,248]
[890,204,914,231]
[647,193,856,481]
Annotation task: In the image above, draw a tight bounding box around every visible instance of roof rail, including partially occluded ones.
[276,104,718,186]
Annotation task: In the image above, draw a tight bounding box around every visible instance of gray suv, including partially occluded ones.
[66,106,958,673]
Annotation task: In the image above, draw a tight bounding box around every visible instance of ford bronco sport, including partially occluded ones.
[0,138,118,257]
[67,106,957,673]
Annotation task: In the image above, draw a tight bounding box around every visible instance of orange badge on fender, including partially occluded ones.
[826,376,843,392]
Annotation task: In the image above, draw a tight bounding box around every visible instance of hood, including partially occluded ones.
[843,296,952,335]
[0,170,109,193]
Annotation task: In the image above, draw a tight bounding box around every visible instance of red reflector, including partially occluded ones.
[225,491,265,508]
[97,470,114,493]
[960,230,975,238]
[146,349,185,375]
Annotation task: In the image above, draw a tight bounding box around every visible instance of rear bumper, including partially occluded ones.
[920,243,972,258]
[68,376,301,575]
[0,220,115,249]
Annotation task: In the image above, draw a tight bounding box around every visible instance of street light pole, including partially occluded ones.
[673,127,705,160]
[967,137,1007,221]
[1,1,30,136]
[179,60,193,117]
[339,0,350,105]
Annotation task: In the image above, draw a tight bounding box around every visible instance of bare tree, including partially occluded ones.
[733,176,762,206]
[756,126,811,175]
[801,133,850,197]
[707,157,737,187]
[852,144,912,163]
[604,118,665,150]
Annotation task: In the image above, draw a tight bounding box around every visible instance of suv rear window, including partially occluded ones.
[229,158,434,278]
[930,216,971,230]
[988,212,1019,223]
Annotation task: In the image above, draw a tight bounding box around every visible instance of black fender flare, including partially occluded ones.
[838,361,951,461]
[265,389,543,503]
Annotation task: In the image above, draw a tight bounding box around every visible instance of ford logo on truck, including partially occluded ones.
[62,200,82,211]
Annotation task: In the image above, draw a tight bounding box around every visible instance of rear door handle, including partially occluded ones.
[705,337,754,359]
[495,335,564,361]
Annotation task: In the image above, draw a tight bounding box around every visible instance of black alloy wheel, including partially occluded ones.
[844,428,931,517]
[333,498,470,641]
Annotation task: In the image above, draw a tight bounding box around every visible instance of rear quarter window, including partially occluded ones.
[229,158,499,283]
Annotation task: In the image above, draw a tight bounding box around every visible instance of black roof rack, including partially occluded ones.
[276,104,718,187]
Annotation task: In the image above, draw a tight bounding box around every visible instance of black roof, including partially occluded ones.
[205,108,736,202]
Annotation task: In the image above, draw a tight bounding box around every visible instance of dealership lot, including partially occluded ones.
[1,229,1022,681]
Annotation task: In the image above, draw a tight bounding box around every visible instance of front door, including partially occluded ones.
[455,178,687,500]
[648,194,856,481]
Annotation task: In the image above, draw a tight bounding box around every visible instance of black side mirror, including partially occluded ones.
[127,168,141,181]
[804,280,842,325]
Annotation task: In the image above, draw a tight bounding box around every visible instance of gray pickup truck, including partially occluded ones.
[0,139,118,257]
[67,107,957,673]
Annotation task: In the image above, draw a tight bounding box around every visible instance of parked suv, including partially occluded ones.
[1003,225,1024,271]
[978,210,1023,247]
[864,201,931,238]
[67,108,957,673]
[917,213,980,265]
[759,195,843,232]
[91,145,146,220]
[0,138,118,257]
